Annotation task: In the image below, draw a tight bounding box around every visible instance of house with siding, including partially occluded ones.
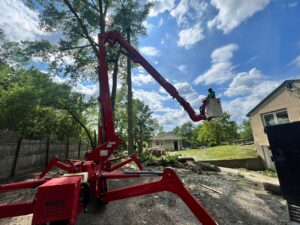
[149,132,182,151]
[247,79,300,170]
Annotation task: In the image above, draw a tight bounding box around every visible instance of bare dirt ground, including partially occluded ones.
[0,167,288,225]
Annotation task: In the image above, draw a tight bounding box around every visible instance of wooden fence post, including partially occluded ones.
[77,140,82,160]
[11,135,23,177]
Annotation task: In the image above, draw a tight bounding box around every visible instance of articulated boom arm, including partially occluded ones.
[101,31,206,122]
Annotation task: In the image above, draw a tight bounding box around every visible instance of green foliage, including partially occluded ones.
[259,169,278,178]
[198,112,239,146]
[239,119,254,140]
[0,29,30,66]
[111,0,153,40]
[0,63,95,142]
[140,152,180,166]
[170,145,257,161]
[22,0,152,81]
[172,122,202,148]
[114,87,160,152]
[139,152,159,164]
[160,153,180,166]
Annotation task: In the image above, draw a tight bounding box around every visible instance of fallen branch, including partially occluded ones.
[195,161,221,172]
[199,184,223,195]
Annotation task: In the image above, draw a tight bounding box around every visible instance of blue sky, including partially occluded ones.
[1,0,300,131]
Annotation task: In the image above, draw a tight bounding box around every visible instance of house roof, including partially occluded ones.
[246,79,300,117]
[150,132,182,141]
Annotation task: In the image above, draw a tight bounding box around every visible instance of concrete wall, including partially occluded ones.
[256,145,276,171]
[202,157,265,171]
[0,131,90,179]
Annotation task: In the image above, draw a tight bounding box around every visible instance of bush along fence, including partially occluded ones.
[0,130,90,179]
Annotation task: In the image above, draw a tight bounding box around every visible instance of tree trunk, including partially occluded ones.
[99,0,105,34]
[138,124,143,155]
[97,0,106,146]
[126,28,134,155]
[111,51,121,115]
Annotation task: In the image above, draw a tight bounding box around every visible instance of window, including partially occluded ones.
[155,141,160,145]
[262,110,290,127]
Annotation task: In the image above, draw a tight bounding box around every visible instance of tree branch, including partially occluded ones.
[63,0,99,57]
[83,1,101,13]
[41,101,96,149]
[59,44,92,51]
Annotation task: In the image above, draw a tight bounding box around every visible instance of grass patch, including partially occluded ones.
[258,169,278,178]
[169,145,257,161]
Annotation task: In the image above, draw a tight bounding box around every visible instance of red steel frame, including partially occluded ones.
[0,31,217,225]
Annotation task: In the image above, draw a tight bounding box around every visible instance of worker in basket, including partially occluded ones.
[200,88,215,117]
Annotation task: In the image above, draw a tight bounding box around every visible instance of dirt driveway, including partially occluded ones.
[0,167,288,225]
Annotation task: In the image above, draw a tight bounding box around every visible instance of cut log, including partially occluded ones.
[263,182,281,195]
[178,157,195,163]
[195,161,221,172]
[186,161,202,174]
[145,161,162,167]
[173,161,186,168]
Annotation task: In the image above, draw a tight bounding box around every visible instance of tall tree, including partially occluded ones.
[110,0,152,154]
[23,0,152,153]
[198,112,239,146]
[114,88,160,153]
[239,119,254,140]
[0,64,96,145]
[173,122,194,148]
[133,99,160,155]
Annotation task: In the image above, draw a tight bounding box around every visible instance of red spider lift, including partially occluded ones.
[0,31,218,225]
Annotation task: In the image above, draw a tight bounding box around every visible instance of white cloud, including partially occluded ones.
[133,82,206,131]
[174,82,205,108]
[158,82,206,130]
[157,18,164,27]
[139,46,160,57]
[132,74,155,85]
[194,43,238,85]
[170,0,208,26]
[142,21,154,33]
[153,109,189,131]
[148,0,176,17]
[51,75,98,97]
[0,0,43,41]
[290,56,300,67]
[224,68,264,97]
[51,75,69,84]
[0,0,60,42]
[177,23,205,49]
[178,65,187,72]
[133,89,169,112]
[208,0,271,34]
[170,0,190,25]
[224,80,281,123]
[74,83,98,97]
